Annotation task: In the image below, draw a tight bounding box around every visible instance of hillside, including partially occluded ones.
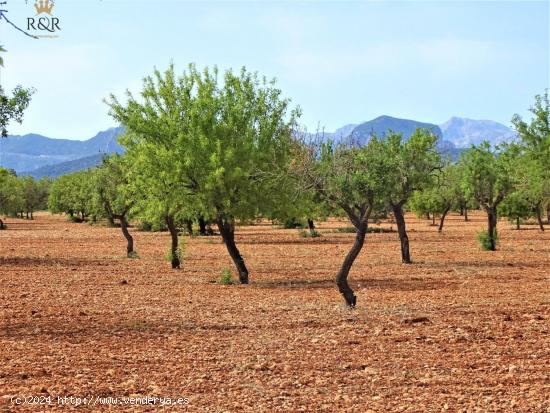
[0,127,124,173]
[21,153,106,179]
[439,117,517,147]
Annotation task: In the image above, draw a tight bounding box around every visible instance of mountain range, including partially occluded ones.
[1,117,517,178]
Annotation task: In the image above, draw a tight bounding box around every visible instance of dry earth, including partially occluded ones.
[0,212,548,412]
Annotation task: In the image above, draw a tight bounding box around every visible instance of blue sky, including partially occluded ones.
[1,0,548,140]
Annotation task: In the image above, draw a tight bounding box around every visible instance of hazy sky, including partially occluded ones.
[0,0,548,140]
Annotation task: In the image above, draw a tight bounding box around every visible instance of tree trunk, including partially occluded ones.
[536,207,545,232]
[198,216,207,236]
[336,223,367,307]
[107,216,115,227]
[26,211,29,219]
[487,208,498,251]
[30,210,33,220]
[185,219,193,236]
[392,204,412,264]
[438,206,450,232]
[432,213,436,226]
[216,216,248,284]
[307,218,315,235]
[459,207,464,216]
[0,218,4,230]
[119,216,134,257]
[165,215,180,269]
[464,207,469,222]
[516,217,520,230]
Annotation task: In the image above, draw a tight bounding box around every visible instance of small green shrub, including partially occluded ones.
[298,229,321,238]
[165,237,185,262]
[127,251,140,259]
[137,221,153,232]
[477,230,498,250]
[283,218,304,229]
[219,269,233,285]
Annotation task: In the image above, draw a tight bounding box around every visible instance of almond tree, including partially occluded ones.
[107,64,299,281]
[92,155,138,257]
[460,142,517,250]
[371,130,441,263]
[289,139,384,307]
[512,91,550,227]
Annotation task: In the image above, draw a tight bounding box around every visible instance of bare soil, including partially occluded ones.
[0,212,548,412]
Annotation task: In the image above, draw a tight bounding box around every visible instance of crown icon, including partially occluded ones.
[34,0,54,15]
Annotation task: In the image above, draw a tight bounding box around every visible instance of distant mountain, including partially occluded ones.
[21,154,106,179]
[0,127,124,173]
[439,117,517,148]
[348,115,443,145]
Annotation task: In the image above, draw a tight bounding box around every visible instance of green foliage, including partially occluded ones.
[459,141,518,210]
[410,163,462,222]
[127,251,140,259]
[165,237,185,262]
[477,230,499,251]
[283,218,304,229]
[0,168,49,219]
[219,269,233,285]
[91,154,136,223]
[298,228,321,238]
[512,91,550,224]
[370,129,442,206]
[0,85,34,138]
[48,170,96,220]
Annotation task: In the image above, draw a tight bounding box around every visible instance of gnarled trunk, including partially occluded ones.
[198,216,207,236]
[307,218,315,235]
[438,206,451,232]
[392,203,411,264]
[185,219,193,236]
[486,207,498,251]
[119,216,134,257]
[536,207,545,232]
[216,216,248,284]
[165,215,180,269]
[336,223,367,307]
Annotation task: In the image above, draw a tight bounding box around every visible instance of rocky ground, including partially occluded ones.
[0,212,548,412]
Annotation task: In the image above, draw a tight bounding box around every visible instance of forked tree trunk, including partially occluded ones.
[307,218,315,235]
[392,203,411,264]
[119,216,134,257]
[216,216,248,284]
[336,223,367,307]
[198,216,207,236]
[438,206,451,232]
[165,215,180,269]
[486,207,498,251]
